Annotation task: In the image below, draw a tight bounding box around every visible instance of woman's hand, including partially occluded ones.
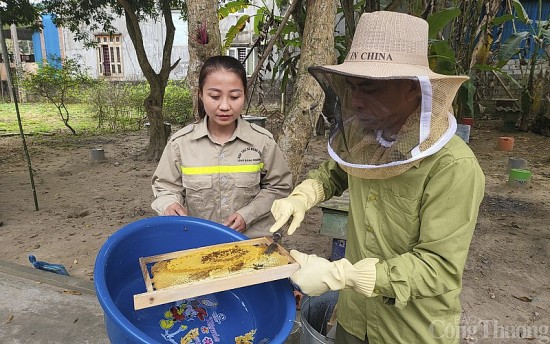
[223,212,246,232]
[163,202,188,216]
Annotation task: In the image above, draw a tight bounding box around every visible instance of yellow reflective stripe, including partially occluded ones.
[181,163,264,175]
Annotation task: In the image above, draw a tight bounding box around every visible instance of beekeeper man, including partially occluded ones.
[269,11,485,344]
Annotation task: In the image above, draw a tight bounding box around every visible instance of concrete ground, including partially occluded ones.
[0,260,108,343]
[0,259,302,344]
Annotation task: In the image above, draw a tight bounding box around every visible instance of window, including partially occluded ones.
[95,34,123,77]
[227,47,256,77]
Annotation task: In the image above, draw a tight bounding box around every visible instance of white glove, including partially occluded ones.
[269,179,325,235]
[290,250,379,297]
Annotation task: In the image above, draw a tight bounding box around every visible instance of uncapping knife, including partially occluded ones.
[265,229,283,255]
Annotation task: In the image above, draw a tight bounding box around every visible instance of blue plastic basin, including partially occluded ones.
[94,216,296,343]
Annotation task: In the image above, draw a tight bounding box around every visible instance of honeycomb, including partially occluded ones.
[151,243,288,289]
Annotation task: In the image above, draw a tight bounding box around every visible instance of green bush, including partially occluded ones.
[163,81,194,125]
[85,81,144,131]
[125,82,149,118]
[21,56,95,134]
[86,80,193,131]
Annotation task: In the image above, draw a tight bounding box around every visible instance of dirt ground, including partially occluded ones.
[1,119,549,343]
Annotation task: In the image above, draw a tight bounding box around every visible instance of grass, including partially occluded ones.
[0,102,99,135]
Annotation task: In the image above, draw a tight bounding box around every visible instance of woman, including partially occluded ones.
[152,55,293,238]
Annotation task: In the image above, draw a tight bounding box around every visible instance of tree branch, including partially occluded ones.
[117,0,157,83]
[159,0,177,81]
[171,58,181,71]
[247,0,299,89]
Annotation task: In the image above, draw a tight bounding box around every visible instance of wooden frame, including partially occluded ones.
[133,237,299,310]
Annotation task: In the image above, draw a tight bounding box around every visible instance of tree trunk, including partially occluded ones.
[118,0,180,160]
[144,80,166,158]
[278,0,337,185]
[185,0,222,119]
[10,24,22,102]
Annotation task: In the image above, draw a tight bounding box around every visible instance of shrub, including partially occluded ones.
[21,55,95,134]
[86,81,144,131]
[86,80,193,131]
[163,81,194,126]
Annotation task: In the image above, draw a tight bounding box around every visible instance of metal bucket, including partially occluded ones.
[300,291,338,343]
[242,115,267,128]
[456,124,471,144]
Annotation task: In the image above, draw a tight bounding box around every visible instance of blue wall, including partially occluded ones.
[31,31,42,62]
[31,14,61,65]
[496,1,550,59]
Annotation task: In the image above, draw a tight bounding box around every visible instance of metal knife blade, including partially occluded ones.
[265,230,283,255]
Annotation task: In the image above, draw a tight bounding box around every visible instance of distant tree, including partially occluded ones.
[0,0,40,26]
[42,0,185,159]
[22,56,94,134]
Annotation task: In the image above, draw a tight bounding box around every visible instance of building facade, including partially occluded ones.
[1,1,277,83]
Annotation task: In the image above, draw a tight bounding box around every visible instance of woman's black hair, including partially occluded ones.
[197,55,248,119]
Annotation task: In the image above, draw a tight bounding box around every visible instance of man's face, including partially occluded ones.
[345,77,421,136]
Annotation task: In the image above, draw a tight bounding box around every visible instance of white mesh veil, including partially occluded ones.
[310,70,460,179]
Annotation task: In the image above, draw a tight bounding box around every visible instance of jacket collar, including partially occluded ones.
[191,116,253,144]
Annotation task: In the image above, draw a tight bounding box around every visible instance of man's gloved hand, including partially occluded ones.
[289,250,379,297]
[269,179,325,235]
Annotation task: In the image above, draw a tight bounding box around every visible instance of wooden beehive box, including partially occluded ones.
[317,192,349,240]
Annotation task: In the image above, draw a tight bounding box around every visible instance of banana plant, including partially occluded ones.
[218,0,273,52]
[219,1,250,51]
[477,0,550,131]
[425,7,478,119]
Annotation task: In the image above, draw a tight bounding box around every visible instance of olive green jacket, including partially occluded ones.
[308,136,485,343]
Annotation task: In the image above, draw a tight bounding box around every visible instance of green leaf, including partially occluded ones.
[271,20,297,36]
[222,14,250,50]
[491,14,514,26]
[0,0,41,27]
[458,79,476,117]
[218,7,229,20]
[253,7,266,35]
[511,0,530,25]
[497,31,529,67]
[429,40,457,75]
[218,1,250,20]
[427,8,461,39]
[286,38,301,48]
[354,1,366,11]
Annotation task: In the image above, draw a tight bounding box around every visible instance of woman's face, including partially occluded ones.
[200,69,246,129]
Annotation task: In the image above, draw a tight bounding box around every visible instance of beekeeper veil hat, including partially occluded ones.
[309,11,468,179]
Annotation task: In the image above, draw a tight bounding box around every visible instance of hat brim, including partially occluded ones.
[309,63,469,83]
